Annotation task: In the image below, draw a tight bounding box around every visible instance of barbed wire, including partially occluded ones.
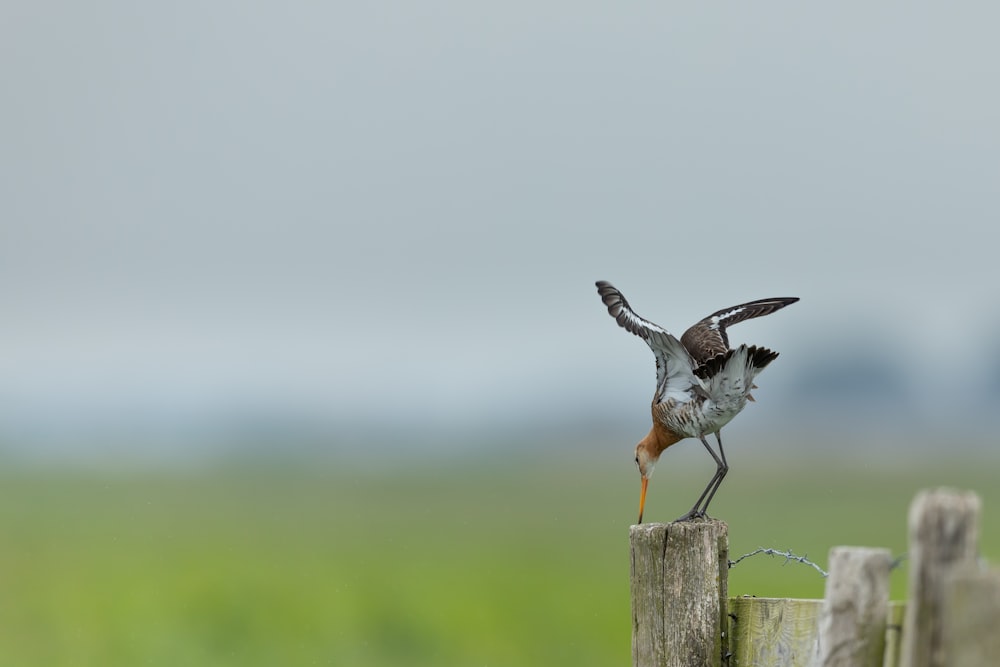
[729,547,829,577]
[728,548,909,579]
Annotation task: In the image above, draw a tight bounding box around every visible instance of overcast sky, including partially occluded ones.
[2,2,998,452]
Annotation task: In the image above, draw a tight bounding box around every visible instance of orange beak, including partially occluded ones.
[637,476,648,524]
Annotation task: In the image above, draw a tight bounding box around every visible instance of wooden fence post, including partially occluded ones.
[940,563,1000,667]
[882,601,906,667]
[630,520,729,667]
[899,488,980,667]
[728,597,822,667]
[812,546,891,667]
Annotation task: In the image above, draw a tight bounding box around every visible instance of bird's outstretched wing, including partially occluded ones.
[596,281,702,404]
[681,297,800,364]
[596,280,669,339]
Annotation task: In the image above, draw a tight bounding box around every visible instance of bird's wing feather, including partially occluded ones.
[596,281,702,403]
[681,297,799,363]
[647,330,705,405]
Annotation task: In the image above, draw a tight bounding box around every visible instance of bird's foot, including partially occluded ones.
[674,509,707,522]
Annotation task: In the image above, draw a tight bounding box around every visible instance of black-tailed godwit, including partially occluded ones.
[596,281,798,523]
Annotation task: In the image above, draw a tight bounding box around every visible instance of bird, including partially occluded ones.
[595,280,798,523]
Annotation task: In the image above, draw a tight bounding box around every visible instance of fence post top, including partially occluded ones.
[827,545,893,560]
[909,488,981,512]
[630,518,728,535]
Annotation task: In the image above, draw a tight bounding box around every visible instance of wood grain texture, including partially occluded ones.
[812,546,891,667]
[941,564,1000,667]
[729,597,821,667]
[899,489,980,667]
[630,520,729,667]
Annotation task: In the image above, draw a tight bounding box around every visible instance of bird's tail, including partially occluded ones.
[696,345,778,399]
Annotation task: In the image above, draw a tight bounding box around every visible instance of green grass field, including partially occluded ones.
[2,454,998,666]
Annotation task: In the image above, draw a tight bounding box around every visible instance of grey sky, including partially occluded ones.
[2,2,998,449]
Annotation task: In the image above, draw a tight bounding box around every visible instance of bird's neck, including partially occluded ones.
[640,423,683,459]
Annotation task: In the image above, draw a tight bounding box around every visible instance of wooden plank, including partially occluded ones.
[630,520,729,667]
[941,564,1000,667]
[882,601,906,667]
[728,597,821,667]
[812,546,891,667]
[899,488,980,667]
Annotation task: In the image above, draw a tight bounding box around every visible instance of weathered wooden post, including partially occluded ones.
[812,546,891,667]
[882,601,906,667]
[940,563,1000,667]
[728,597,822,667]
[630,520,729,667]
[899,488,980,667]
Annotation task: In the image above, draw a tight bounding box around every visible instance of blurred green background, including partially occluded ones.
[4,452,997,666]
[5,1,1000,665]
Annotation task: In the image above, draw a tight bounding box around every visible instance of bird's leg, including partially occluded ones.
[676,434,725,522]
[696,432,729,518]
[715,431,727,466]
[675,470,721,522]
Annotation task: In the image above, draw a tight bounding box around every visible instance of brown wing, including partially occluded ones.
[681,297,799,364]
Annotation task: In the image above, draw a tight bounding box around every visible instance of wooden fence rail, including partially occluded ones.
[629,488,998,667]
